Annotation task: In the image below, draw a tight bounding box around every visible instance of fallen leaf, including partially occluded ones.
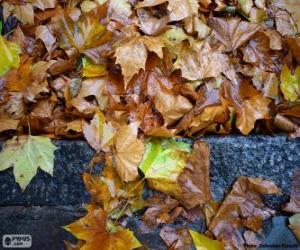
[221,80,271,135]
[0,35,21,77]
[0,119,20,133]
[280,65,300,101]
[237,0,253,15]
[64,205,142,250]
[142,195,182,228]
[189,230,224,250]
[108,0,132,24]
[274,0,300,32]
[114,122,145,182]
[168,0,199,21]
[35,25,56,52]
[154,91,193,125]
[209,17,259,52]
[288,214,300,242]
[139,138,191,198]
[242,32,280,72]
[283,169,300,213]
[82,57,107,77]
[0,135,56,190]
[178,141,211,209]
[83,110,116,152]
[115,35,165,88]
[160,226,192,250]
[208,177,281,249]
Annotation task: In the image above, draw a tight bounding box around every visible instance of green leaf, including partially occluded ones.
[280,65,300,101]
[0,21,3,34]
[189,230,225,250]
[0,35,22,77]
[138,138,191,195]
[0,136,56,191]
[82,56,107,77]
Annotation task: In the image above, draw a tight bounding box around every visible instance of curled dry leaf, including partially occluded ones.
[114,122,144,182]
[64,205,142,250]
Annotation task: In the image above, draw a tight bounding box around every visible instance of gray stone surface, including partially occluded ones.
[0,205,85,250]
[0,135,299,206]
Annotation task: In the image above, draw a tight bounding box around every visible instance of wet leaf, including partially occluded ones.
[280,65,300,102]
[189,230,224,250]
[64,205,142,250]
[114,122,145,182]
[139,138,191,195]
[115,35,165,88]
[289,214,300,242]
[83,110,116,152]
[0,135,56,191]
[0,35,21,77]
[207,177,281,249]
[209,17,259,52]
[160,226,192,250]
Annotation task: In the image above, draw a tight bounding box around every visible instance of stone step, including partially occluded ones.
[0,135,299,206]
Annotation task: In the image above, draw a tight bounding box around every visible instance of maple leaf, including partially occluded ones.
[83,110,116,152]
[108,0,133,23]
[174,42,231,81]
[64,205,142,250]
[178,141,211,209]
[82,57,107,78]
[154,91,193,126]
[115,35,165,88]
[207,177,281,249]
[52,11,111,53]
[0,135,56,191]
[280,65,300,102]
[0,35,21,77]
[274,0,300,32]
[142,195,183,228]
[209,17,260,52]
[114,122,145,182]
[2,2,34,24]
[136,0,199,21]
[138,138,191,198]
[83,160,145,215]
[221,80,271,135]
[242,32,280,72]
[35,25,56,52]
[160,226,192,250]
[189,230,224,250]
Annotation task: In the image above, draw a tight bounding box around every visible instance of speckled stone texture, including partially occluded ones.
[0,135,299,250]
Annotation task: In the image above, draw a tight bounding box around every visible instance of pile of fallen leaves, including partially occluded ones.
[0,0,300,249]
